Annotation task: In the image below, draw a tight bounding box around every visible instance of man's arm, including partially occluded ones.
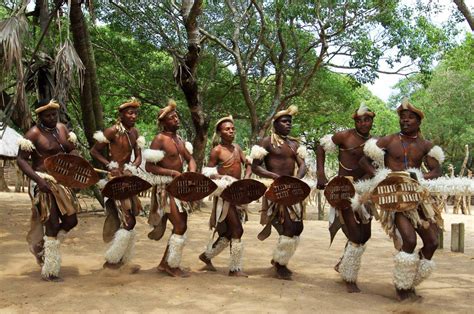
[250,140,279,179]
[132,129,143,167]
[316,133,341,188]
[202,147,221,179]
[16,132,51,193]
[182,140,197,172]
[238,145,252,179]
[90,127,121,176]
[360,136,390,177]
[423,142,444,180]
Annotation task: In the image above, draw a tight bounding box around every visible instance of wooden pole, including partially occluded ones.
[451,223,465,253]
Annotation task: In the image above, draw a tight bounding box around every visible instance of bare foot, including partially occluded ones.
[164,265,190,278]
[271,259,292,274]
[345,281,361,293]
[334,260,341,273]
[157,262,166,272]
[41,275,64,282]
[229,270,248,277]
[396,288,419,301]
[274,263,292,280]
[103,261,123,270]
[199,253,217,271]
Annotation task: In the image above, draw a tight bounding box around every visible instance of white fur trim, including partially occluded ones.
[36,171,57,183]
[124,163,139,175]
[205,237,230,259]
[185,141,193,155]
[67,132,77,144]
[363,138,385,167]
[202,166,219,178]
[41,237,61,278]
[93,131,110,144]
[138,173,173,186]
[211,176,237,197]
[320,134,337,153]
[56,230,68,243]
[246,156,252,164]
[250,145,269,161]
[273,235,299,266]
[105,229,134,264]
[121,229,136,264]
[97,179,108,189]
[107,161,119,170]
[339,242,366,283]
[166,233,187,268]
[393,251,419,290]
[406,167,424,181]
[18,138,35,152]
[229,239,244,272]
[353,167,391,194]
[297,146,308,159]
[427,145,445,164]
[413,258,435,287]
[144,149,165,163]
[136,136,146,149]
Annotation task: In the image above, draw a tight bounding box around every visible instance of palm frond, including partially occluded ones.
[0,13,28,75]
[53,39,85,104]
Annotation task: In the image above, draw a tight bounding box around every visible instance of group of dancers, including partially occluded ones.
[16,97,444,301]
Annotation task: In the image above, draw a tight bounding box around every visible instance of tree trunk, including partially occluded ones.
[177,1,208,170]
[70,0,103,146]
[453,0,474,30]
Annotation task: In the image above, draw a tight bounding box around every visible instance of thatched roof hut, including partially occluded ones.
[0,124,22,159]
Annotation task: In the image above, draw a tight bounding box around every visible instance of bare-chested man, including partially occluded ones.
[251,105,307,280]
[17,99,80,281]
[199,115,252,277]
[144,99,196,277]
[316,103,376,293]
[90,98,145,271]
[360,99,444,301]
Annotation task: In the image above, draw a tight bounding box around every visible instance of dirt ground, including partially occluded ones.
[0,190,473,313]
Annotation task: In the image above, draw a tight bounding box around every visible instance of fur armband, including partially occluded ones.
[185,141,193,155]
[107,161,119,170]
[320,134,337,153]
[36,171,57,183]
[245,156,252,164]
[136,136,146,149]
[67,132,77,144]
[124,163,139,175]
[144,149,165,163]
[18,138,35,152]
[202,166,219,178]
[250,145,268,161]
[297,146,308,159]
[363,138,385,167]
[427,145,445,164]
[93,131,110,144]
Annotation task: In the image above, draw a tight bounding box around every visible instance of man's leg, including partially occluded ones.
[225,206,247,277]
[393,213,419,301]
[412,221,439,288]
[162,197,189,277]
[272,209,301,280]
[42,204,63,282]
[337,209,370,293]
[104,207,139,272]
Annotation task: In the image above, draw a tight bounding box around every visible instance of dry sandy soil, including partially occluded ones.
[0,190,473,313]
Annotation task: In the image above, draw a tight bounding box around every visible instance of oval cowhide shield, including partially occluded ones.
[264,176,310,206]
[166,172,217,202]
[102,175,152,200]
[44,154,99,189]
[371,174,424,212]
[221,179,267,205]
[324,176,355,210]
